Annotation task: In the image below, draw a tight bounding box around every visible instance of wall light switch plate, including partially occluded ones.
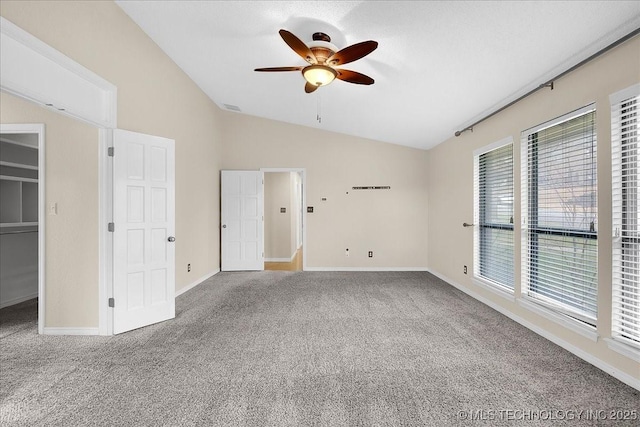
[49,202,58,215]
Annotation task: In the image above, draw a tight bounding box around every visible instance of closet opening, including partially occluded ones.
[0,125,45,333]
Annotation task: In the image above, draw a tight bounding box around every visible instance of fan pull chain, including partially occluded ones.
[317,94,321,123]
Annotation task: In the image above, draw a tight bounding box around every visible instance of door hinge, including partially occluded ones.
[108,298,115,308]
[107,147,114,157]
[108,222,115,232]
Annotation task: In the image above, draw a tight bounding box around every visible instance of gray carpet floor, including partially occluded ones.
[0,271,638,426]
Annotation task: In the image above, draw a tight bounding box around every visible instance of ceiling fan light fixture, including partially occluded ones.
[302,65,337,87]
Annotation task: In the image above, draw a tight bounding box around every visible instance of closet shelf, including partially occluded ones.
[0,222,38,228]
[0,161,38,170]
[0,175,38,183]
[0,137,38,150]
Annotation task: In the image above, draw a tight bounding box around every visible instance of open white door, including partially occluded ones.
[221,170,264,271]
[112,129,175,334]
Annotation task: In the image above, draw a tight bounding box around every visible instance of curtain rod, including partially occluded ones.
[454,27,640,137]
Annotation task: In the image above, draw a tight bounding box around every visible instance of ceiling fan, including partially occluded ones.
[255,29,378,93]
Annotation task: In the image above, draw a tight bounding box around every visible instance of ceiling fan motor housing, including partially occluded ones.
[312,32,331,42]
[308,41,338,64]
[305,31,336,64]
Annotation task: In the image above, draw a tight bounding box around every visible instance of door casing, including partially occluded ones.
[261,168,306,271]
[0,124,45,333]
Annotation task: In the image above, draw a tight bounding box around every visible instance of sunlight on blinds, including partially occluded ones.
[611,84,640,347]
[474,140,514,289]
[521,105,597,324]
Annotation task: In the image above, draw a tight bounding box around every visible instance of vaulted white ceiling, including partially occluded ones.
[116,1,640,150]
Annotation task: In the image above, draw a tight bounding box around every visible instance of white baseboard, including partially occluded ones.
[428,269,640,392]
[304,267,430,272]
[40,270,220,336]
[266,250,298,263]
[176,269,219,297]
[43,327,100,336]
[0,292,38,309]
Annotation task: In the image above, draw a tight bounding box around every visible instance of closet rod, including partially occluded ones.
[454,26,640,137]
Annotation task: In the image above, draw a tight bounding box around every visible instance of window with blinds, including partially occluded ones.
[611,84,640,347]
[521,105,597,324]
[474,139,514,290]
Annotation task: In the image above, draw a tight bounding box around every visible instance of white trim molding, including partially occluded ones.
[261,168,307,271]
[517,297,598,342]
[98,129,113,335]
[175,270,219,298]
[265,257,295,263]
[43,327,101,336]
[0,16,117,128]
[429,269,639,391]
[604,338,640,363]
[0,123,45,334]
[472,277,516,303]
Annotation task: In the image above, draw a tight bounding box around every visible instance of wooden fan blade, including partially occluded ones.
[305,82,319,93]
[279,29,317,64]
[254,66,303,72]
[327,40,378,66]
[336,69,375,85]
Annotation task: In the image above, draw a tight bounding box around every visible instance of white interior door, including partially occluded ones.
[113,129,175,334]
[221,170,264,271]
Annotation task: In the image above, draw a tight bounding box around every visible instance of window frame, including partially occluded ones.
[610,83,640,351]
[473,137,515,293]
[520,104,598,325]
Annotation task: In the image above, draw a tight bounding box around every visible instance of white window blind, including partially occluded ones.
[521,105,597,324]
[474,139,514,289]
[611,84,640,347]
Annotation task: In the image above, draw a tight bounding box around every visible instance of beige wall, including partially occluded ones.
[1,1,223,328]
[2,1,634,385]
[1,94,99,327]
[264,172,293,260]
[221,112,430,269]
[427,36,640,380]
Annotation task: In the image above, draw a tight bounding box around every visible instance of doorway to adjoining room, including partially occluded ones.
[264,171,303,272]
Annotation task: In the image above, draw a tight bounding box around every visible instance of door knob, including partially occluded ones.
[168,236,176,242]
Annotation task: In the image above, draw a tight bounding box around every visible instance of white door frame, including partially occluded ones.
[0,123,45,333]
[261,168,307,271]
[98,129,113,335]
[1,17,116,335]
